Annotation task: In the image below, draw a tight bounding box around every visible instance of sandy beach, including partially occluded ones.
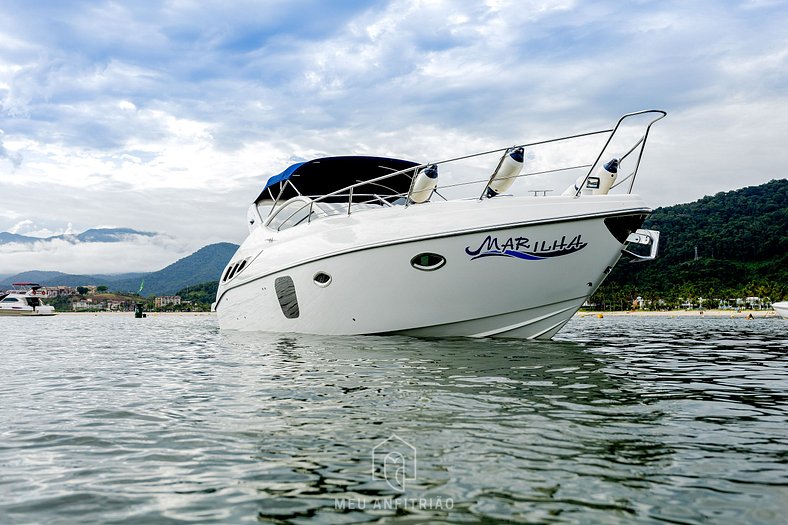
[50,309,784,319]
[57,311,214,316]
[576,309,781,319]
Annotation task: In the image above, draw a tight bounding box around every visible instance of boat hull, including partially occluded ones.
[216,196,647,338]
[774,301,788,319]
[0,308,56,316]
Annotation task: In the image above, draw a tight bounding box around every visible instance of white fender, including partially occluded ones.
[562,158,619,196]
[408,164,438,204]
[485,147,524,198]
[592,158,619,195]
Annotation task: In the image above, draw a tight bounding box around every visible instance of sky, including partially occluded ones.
[1,0,787,275]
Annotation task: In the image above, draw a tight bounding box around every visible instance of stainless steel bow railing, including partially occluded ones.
[266,109,667,231]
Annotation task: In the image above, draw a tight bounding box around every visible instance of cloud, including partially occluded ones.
[0,234,190,275]
[0,130,23,167]
[7,219,31,234]
[0,0,786,274]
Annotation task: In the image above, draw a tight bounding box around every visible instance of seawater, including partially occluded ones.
[1,314,786,525]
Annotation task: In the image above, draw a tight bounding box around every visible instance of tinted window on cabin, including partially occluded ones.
[274,276,300,319]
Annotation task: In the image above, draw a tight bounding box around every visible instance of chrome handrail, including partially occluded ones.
[573,109,666,198]
[628,110,667,193]
[305,126,618,210]
[264,110,666,230]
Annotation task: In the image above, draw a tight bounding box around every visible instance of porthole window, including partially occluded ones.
[313,272,332,287]
[410,253,446,271]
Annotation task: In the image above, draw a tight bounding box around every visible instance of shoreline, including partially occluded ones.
[575,309,780,318]
[50,310,782,319]
[56,311,214,316]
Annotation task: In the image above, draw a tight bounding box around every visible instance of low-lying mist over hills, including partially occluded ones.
[1,242,238,297]
[0,227,157,246]
[0,226,206,276]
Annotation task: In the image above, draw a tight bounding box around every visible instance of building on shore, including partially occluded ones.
[72,299,95,311]
[71,298,136,311]
[155,296,181,308]
[44,286,78,297]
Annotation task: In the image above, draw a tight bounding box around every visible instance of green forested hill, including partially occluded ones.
[593,178,788,308]
[176,281,219,307]
[111,243,238,296]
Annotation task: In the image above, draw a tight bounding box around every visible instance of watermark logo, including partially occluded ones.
[334,435,453,511]
[371,434,416,492]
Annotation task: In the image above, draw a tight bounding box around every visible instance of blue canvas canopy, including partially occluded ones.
[255,156,420,203]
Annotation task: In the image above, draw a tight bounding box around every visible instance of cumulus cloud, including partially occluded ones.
[0,0,786,274]
[9,219,35,235]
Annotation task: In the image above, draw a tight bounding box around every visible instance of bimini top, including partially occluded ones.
[255,156,420,204]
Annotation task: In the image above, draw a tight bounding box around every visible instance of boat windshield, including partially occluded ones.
[266,198,317,231]
[265,197,388,232]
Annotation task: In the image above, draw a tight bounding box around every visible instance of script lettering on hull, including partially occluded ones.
[465,234,588,261]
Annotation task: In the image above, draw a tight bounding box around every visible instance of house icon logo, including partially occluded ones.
[371,434,417,492]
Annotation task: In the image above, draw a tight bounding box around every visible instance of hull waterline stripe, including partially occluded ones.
[380,295,587,338]
[468,302,581,338]
[527,318,571,340]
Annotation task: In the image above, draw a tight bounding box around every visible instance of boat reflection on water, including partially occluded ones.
[220,331,673,520]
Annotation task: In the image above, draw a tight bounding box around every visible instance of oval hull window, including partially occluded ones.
[313,272,332,287]
[410,253,446,271]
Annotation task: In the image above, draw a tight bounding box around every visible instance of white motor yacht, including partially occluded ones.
[0,283,56,316]
[214,110,665,338]
[773,301,788,319]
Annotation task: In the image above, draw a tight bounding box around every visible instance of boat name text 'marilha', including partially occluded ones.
[465,234,588,261]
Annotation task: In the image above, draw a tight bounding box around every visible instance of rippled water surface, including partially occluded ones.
[1,313,787,524]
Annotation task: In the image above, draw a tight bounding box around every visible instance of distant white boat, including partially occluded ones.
[0,283,56,316]
[214,110,665,339]
[773,301,788,319]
